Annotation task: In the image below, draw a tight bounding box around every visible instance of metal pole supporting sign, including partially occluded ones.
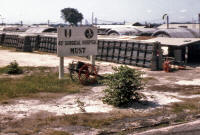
[59,56,64,79]
[90,55,95,65]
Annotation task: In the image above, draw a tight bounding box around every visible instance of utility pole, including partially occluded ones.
[95,17,97,25]
[92,12,94,25]
[167,16,169,29]
[163,14,169,29]
[2,18,5,26]
[0,14,3,26]
[20,21,23,26]
[48,20,50,26]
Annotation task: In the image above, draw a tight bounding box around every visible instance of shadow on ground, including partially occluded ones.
[119,100,159,110]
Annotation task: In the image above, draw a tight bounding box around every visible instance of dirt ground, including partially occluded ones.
[0,48,200,135]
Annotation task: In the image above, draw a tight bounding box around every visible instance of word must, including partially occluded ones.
[70,48,86,55]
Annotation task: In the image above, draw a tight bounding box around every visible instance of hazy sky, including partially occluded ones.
[1,0,200,24]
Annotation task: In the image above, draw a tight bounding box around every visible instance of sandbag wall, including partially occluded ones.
[0,33,57,53]
[16,36,32,52]
[0,34,19,48]
[0,33,5,45]
[0,33,162,70]
[29,36,40,51]
[96,40,162,69]
[39,36,57,53]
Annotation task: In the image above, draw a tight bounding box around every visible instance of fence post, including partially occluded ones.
[0,33,5,46]
[23,36,32,52]
[35,35,40,51]
[151,42,163,71]
[0,34,2,45]
[185,46,188,64]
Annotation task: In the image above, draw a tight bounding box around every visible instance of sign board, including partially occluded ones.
[57,26,97,57]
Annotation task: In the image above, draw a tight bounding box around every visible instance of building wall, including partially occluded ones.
[188,43,200,62]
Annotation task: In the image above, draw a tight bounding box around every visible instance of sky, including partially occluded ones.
[0,0,200,24]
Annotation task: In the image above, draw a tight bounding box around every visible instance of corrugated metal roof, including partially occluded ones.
[152,28,200,38]
[98,24,157,36]
[158,24,200,29]
[98,35,200,46]
[25,27,57,34]
[106,27,140,36]
[146,37,200,46]
[3,26,28,32]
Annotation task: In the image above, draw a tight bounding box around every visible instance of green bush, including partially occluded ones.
[6,60,23,74]
[102,66,144,107]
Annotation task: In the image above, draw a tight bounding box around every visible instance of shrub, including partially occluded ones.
[5,60,23,74]
[102,66,144,107]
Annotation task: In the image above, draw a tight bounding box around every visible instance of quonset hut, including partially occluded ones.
[25,27,57,34]
[152,28,200,63]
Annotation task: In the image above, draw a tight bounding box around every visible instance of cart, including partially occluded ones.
[163,57,186,72]
[68,61,98,84]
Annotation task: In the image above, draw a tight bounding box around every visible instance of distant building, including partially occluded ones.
[158,23,200,29]
[132,22,143,26]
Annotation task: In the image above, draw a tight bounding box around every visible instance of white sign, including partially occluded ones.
[57,26,97,57]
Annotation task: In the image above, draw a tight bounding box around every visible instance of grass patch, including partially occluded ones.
[4,112,137,133]
[149,85,200,95]
[0,67,82,101]
[0,66,50,75]
[2,105,199,135]
[56,111,139,129]
[0,46,16,51]
[170,98,200,114]
[0,66,7,74]
[171,102,198,113]
[49,113,116,129]
[1,112,124,134]
[143,77,158,83]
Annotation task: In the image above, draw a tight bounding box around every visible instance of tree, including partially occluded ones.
[61,8,83,26]
[102,66,144,107]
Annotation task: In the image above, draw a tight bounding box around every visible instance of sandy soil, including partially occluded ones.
[0,49,193,118]
[175,79,200,86]
[0,86,113,119]
[1,49,200,134]
[0,50,200,114]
